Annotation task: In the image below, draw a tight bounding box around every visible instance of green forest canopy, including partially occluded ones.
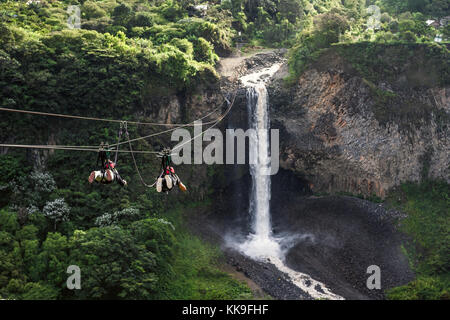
[0,0,448,300]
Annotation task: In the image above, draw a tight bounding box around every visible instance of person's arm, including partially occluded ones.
[98,151,106,169]
[160,156,166,173]
[96,151,101,167]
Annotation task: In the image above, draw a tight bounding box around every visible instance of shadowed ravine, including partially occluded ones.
[229,63,343,299]
[187,54,415,300]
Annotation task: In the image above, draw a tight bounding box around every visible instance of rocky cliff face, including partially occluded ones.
[269,49,449,198]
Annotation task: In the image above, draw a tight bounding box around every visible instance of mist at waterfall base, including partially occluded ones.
[238,84,280,260]
[225,64,306,262]
[226,84,312,262]
[226,64,343,299]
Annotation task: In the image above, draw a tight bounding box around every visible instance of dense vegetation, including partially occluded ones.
[287,0,449,79]
[0,0,448,300]
[282,1,449,300]
[386,181,449,300]
[0,201,252,299]
[0,0,249,300]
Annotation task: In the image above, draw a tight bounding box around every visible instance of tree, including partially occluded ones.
[170,38,194,58]
[69,227,158,299]
[408,0,428,12]
[400,30,418,42]
[313,12,350,46]
[192,37,218,64]
[399,19,416,33]
[129,12,154,28]
[35,232,69,292]
[426,0,450,17]
[95,207,142,227]
[43,198,70,230]
[21,282,59,300]
[30,171,56,194]
[380,12,392,24]
[112,3,133,26]
[129,218,176,276]
[278,0,303,23]
[231,0,245,17]
[82,1,107,20]
[443,25,450,41]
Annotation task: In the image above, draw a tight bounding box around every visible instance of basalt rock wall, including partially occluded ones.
[269,47,449,198]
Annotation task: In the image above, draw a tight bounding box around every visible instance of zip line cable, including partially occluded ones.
[124,92,236,187]
[24,103,221,150]
[0,143,159,154]
[0,144,159,154]
[0,91,237,188]
[124,125,158,188]
[0,105,216,127]
[109,91,236,149]
[25,105,219,150]
[71,92,235,149]
[0,92,230,128]
[171,91,236,154]
[0,96,229,150]
[0,91,237,155]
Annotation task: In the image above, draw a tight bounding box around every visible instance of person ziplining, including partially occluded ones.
[155,147,187,193]
[0,90,236,193]
[85,122,186,193]
[88,142,127,187]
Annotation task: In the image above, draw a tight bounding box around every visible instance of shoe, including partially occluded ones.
[165,175,173,189]
[178,181,187,192]
[105,170,113,182]
[88,172,95,184]
[173,174,180,185]
[122,180,127,186]
[156,178,163,193]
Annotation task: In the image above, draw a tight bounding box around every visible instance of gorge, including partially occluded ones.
[192,48,445,300]
[0,0,448,301]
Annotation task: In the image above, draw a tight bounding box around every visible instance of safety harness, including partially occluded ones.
[97,121,125,184]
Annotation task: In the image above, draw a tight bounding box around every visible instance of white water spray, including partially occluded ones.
[238,83,283,260]
[235,63,343,300]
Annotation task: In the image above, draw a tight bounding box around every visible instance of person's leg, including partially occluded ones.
[114,169,127,187]
[88,171,96,184]
[90,171,104,183]
[165,174,173,189]
[171,175,178,189]
[156,177,163,192]
[172,173,180,185]
[178,179,187,192]
[105,169,113,182]
[162,178,169,192]
[95,171,107,183]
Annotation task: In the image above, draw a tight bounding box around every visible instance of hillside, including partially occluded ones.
[271,42,449,198]
[0,0,448,301]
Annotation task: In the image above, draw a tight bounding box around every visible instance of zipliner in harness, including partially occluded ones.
[155,148,186,193]
[88,122,127,187]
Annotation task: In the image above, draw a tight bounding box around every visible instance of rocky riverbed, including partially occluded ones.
[181,49,424,300]
[185,169,415,300]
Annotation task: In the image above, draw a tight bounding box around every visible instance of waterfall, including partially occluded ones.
[232,62,343,300]
[247,84,271,238]
[239,83,282,260]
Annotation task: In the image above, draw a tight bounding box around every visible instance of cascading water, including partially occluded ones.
[234,63,343,300]
[238,83,282,260]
